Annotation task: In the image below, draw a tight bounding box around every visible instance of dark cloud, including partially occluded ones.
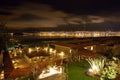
[11,13,47,21]
[0,1,119,31]
[0,11,12,15]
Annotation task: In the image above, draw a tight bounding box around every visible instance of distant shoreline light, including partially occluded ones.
[22,31,120,37]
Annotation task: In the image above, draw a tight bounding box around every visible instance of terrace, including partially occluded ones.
[3,38,120,80]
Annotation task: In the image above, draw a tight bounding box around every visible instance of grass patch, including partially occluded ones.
[67,61,99,80]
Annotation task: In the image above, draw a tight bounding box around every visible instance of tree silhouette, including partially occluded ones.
[0,22,7,52]
[0,22,12,52]
[0,22,14,78]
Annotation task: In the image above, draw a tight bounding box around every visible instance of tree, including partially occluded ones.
[0,22,7,52]
[0,22,12,52]
[0,22,14,78]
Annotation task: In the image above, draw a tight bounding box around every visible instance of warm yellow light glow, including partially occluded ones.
[36,47,40,52]
[88,65,99,74]
[49,48,53,53]
[59,52,64,57]
[70,49,72,53]
[38,66,62,79]
[44,47,48,52]
[19,50,22,53]
[49,67,58,74]
[28,48,32,53]
[91,46,93,50]
[12,60,15,64]
[84,47,87,49]
[53,50,56,54]
[0,71,4,79]
[89,68,93,73]
[36,47,39,50]
[14,63,18,69]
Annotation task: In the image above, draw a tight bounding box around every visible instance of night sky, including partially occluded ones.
[0,0,120,32]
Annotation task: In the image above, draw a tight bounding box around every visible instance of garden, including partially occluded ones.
[67,61,99,80]
[67,57,120,80]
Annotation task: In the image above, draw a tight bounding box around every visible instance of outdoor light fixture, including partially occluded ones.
[49,48,53,53]
[44,47,48,52]
[59,52,64,58]
[59,52,64,65]
[28,48,32,53]
[88,65,99,75]
[38,66,62,79]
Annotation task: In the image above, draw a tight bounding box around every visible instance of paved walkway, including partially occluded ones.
[37,73,66,80]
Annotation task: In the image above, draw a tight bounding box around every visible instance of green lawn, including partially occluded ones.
[67,61,99,80]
